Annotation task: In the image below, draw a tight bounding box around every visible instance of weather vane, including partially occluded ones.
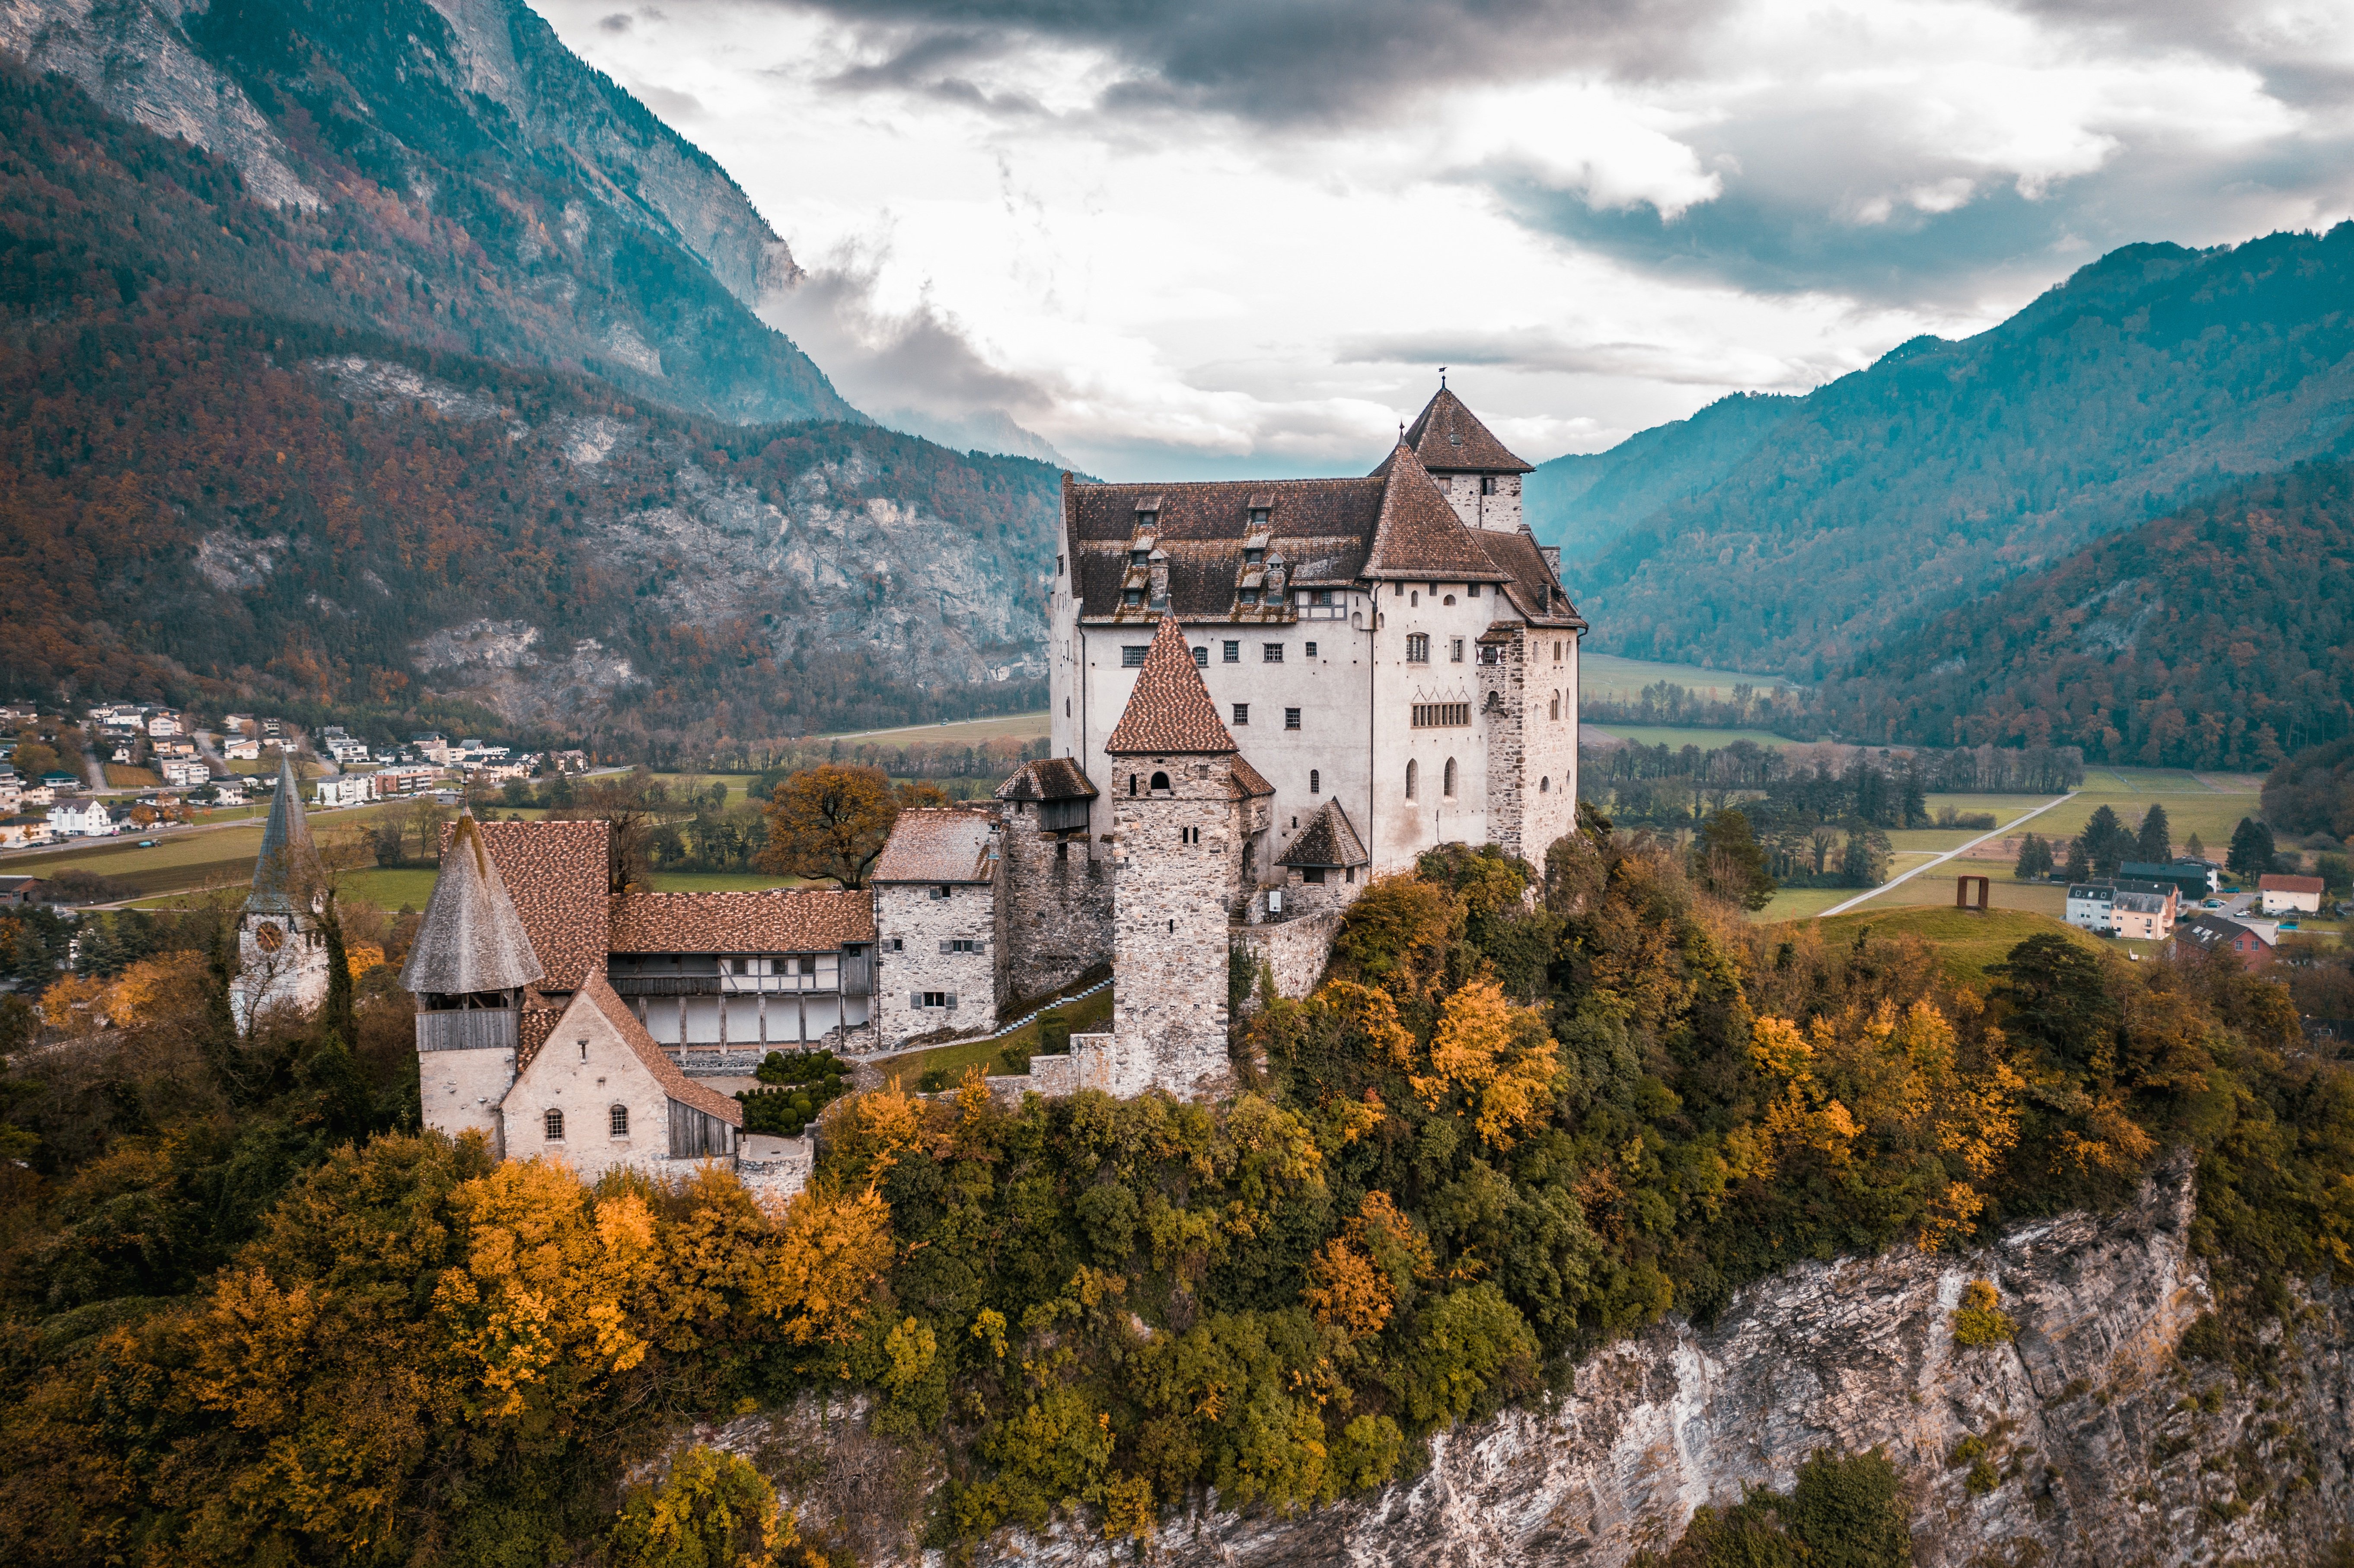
[1439,366,1448,387]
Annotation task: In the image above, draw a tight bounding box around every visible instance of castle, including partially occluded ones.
[246,387,1585,1187]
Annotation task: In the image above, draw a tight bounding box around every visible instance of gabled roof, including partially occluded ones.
[1229,755,1276,799]
[995,757,1099,803]
[1279,801,1370,867]
[400,813,545,995]
[1399,386,1533,474]
[872,806,997,884]
[1470,526,1585,628]
[568,974,743,1127]
[1362,441,1513,583]
[1106,616,1238,755]
[606,888,877,953]
[248,752,319,913]
[2260,874,2326,894]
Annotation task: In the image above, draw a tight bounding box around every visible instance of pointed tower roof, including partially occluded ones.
[247,752,320,912]
[399,813,547,995]
[1105,615,1237,755]
[1400,386,1532,473]
[1363,440,1514,581]
[1279,801,1371,868]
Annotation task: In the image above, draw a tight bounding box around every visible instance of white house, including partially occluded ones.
[146,713,181,738]
[2259,874,2325,916]
[224,737,262,761]
[2064,882,2115,933]
[47,800,117,838]
[163,759,210,788]
[0,816,54,848]
[315,775,379,808]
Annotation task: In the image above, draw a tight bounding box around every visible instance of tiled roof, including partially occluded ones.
[2260,874,2326,894]
[1228,754,1276,799]
[1362,442,1514,582]
[1471,527,1586,628]
[872,806,997,884]
[1106,616,1238,755]
[1397,386,1533,474]
[573,975,743,1127]
[248,753,319,914]
[995,757,1099,803]
[400,813,545,996]
[1279,800,1370,867]
[463,819,612,993]
[606,887,876,953]
[1068,475,1379,622]
[2176,913,2270,951]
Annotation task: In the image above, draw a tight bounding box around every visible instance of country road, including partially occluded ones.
[1815,793,2080,920]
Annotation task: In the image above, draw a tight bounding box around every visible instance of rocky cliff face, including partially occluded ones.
[693,1158,2354,1566]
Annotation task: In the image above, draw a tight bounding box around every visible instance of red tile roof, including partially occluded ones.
[873,806,997,884]
[1397,386,1533,474]
[574,974,743,1126]
[1106,616,1238,755]
[463,819,612,994]
[1229,754,1276,798]
[1471,527,1586,628]
[2260,874,2325,895]
[1363,441,1514,582]
[606,888,877,953]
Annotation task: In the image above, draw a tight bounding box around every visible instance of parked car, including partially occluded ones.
[136,838,156,847]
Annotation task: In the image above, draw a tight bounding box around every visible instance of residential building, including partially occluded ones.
[2169,913,2277,972]
[41,771,80,792]
[2259,874,2325,916]
[225,737,262,761]
[162,759,210,788]
[2120,860,2217,902]
[0,816,54,848]
[2064,882,2115,934]
[146,713,181,738]
[2110,882,2176,940]
[47,800,116,838]
[315,775,379,808]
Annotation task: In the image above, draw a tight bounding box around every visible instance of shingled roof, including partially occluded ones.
[606,889,877,953]
[1400,386,1532,474]
[247,752,319,914]
[995,757,1098,803]
[572,974,743,1127]
[400,813,545,996]
[1229,755,1276,799]
[873,806,997,884]
[1105,615,1238,755]
[462,819,612,993]
[1279,801,1370,867]
[1362,440,1514,582]
[1471,527,1586,628]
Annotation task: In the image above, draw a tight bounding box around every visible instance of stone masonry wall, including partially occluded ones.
[873,880,999,1049]
[1479,630,1576,866]
[1000,803,1113,1002]
[1232,907,1345,1002]
[1107,757,1244,1099]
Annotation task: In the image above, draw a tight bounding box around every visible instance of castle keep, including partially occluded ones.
[352,387,1583,1187]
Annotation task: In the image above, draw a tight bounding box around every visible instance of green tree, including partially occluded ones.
[2227,816,2277,881]
[1838,828,1889,889]
[756,765,944,889]
[2081,805,2132,876]
[2063,836,2091,882]
[1988,934,2119,1073]
[1692,809,1777,911]
[609,1445,790,1568]
[2013,832,2053,880]
[2135,803,2171,864]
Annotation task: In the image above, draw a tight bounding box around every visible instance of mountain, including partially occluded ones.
[1532,228,2354,677]
[0,39,1059,747]
[0,0,854,426]
[1816,462,2354,769]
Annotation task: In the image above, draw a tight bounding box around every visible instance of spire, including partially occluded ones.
[1399,386,1531,474]
[248,752,320,913]
[1105,615,1236,755]
[399,812,546,996]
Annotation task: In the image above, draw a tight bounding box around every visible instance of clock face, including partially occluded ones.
[255,921,285,952]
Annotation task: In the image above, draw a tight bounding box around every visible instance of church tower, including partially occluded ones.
[231,753,332,1029]
[402,811,545,1155]
[1100,615,1266,1099]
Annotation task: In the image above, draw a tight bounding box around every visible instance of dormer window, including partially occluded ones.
[1244,548,1264,565]
[1131,549,1150,568]
[1249,508,1269,526]
[1123,590,1144,607]
[1239,590,1259,606]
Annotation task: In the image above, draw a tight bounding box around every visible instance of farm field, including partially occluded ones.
[1585,723,1794,750]
[104,765,163,788]
[1797,907,2102,988]
[642,870,807,893]
[3,798,412,896]
[1580,653,1794,702]
[809,711,1051,746]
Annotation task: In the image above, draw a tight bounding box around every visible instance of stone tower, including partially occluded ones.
[403,811,545,1156]
[1099,615,1260,1098]
[231,753,332,1029]
[1404,382,1535,533]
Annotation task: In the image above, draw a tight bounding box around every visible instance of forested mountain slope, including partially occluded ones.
[0,0,852,426]
[1817,462,2354,768]
[1537,228,2354,676]
[1521,391,1794,566]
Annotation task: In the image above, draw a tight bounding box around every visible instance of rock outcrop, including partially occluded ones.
[695,1157,2354,1566]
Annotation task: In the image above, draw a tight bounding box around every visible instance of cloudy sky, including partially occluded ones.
[535,0,2354,478]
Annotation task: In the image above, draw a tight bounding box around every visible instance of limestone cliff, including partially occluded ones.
[689,1158,2354,1566]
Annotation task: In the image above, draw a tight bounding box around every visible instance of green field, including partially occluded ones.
[1585,723,1796,749]
[2,798,413,900]
[1791,906,2105,989]
[341,867,442,912]
[810,711,1051,746]
[1581,653,1794,702]
[641,870,807,893]
[871,985,1115,1087]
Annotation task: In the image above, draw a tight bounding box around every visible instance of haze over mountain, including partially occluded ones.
[0,4,1067,744]
[1528,227,2354,678]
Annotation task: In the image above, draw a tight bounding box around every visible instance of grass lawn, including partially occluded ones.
[810,711,1052,746]
[1754,886,1856,921]
[1795,906,2105,989]
[105,765,162,788]
[1859,876,2069,919]
[342,867,442,911]
[1583,723,1796,750]
[1581,653,1794,702]
[642,870,808,893]
[876,985,1116,1086]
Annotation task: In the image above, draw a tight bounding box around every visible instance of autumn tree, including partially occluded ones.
[756,765,944,888]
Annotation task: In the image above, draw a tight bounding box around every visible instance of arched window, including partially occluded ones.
[1150,771,1171,793]
[1540,776,1550,793]
[1405,759,1418,800]
[544,1109,565,1141]
[1309,769,1321,794]
[1410,590,1419,606]
[1443,758,1457,798]
[610,1104,629,1137]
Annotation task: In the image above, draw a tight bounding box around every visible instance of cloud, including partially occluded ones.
[1335,328,1824,389]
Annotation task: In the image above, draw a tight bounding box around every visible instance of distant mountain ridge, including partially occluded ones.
[1529,228,2354,677]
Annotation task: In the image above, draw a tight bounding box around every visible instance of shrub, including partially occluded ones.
[1951,1280,2017,1347]
[1037,1011,1071,1055]
[997,1043,1032,1075]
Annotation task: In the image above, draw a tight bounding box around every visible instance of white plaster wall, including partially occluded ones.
[503,999,716,1183]
[1367,580,1505,871]
[233,912,333,1030]
[418,1045,515,1157]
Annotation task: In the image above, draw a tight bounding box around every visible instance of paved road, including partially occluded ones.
[1815,793,2080,920]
